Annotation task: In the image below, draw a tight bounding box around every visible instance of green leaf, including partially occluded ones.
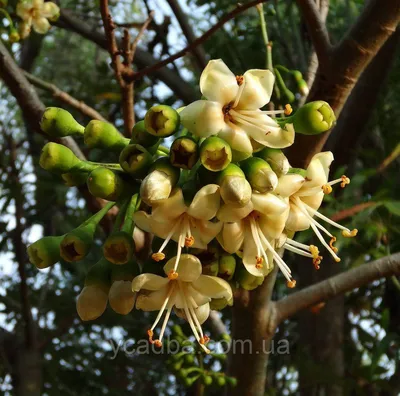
[383,201,400,216]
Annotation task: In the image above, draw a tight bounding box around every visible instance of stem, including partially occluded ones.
[121,194,138,234]
[73,161,123,172]
[81,201,116,227]
[257,4,273,71]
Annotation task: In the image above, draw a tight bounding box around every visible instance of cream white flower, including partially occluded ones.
[132,254,232,353]
[275,152,357,262]
[180,59,295,154]
[217,192,294,283]
[17,0,59,38]
[134,185,222,277]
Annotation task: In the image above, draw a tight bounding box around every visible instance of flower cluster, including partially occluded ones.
[28,59,356,352]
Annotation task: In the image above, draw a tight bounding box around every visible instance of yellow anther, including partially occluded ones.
[329,237,338,253]
[313,256,323,270]
[342,229,358,238]
[322,184,333,194]
[168,270,179,280]
[334,257,341,263]
[152,252,165,262]
[340,175,350,188]
[147,329,154,344]
[287,280,297,288]
[200,335,210,345]
[284,104,293,115]
[154,340,162,348]
[256,256,263,265]
[236,75,244,86]
[185,236,195,247]
[309,245,320,258]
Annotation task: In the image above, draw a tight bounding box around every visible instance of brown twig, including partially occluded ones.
[275,252,400,323]
[330,201,377,222]
[123,0,272,82]
[24,71,107,122]
[130,11,154,62]
[295,0,332,67]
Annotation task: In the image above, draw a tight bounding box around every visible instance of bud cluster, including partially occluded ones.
[28,59,358,357]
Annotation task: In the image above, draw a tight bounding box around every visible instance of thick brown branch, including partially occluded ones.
[124,0,271,82]
[295,0,331,65]
[166,0,207,71]
[24,71,107,122]
[275,252,400,323]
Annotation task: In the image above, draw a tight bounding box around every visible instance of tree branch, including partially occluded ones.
[123,0,272,82]
[275,252,400,323]
[23,71,107,122]
[56,9,197,103]
[295,0,332,66]
[165,0,207,72]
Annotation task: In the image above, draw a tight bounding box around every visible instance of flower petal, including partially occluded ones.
[32,17,51,34]
[217,222,245,253]
[16,3,33,19]
[194,303,210,325]
[200,59,239,104]
[132,273,169,292]
[187,184,220,220]
[299,151,334,192]
[237,69,275,110]
[163,254,202,282]
[251,192,288,215]
[191,219,223,247]
[180,100,225,138]
[286,204,311,231]
[274,174,305,198]
[133,211,152,233]
[151,188,187,221]
[192,275,232,301]
[218,122,253,154]
[135,288,170,311]
[258,208,289,239]
[42,2,59,19]
[242,230,265,277]
[217,201,253,223]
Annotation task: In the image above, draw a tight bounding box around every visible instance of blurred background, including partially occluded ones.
[0,0,399,395]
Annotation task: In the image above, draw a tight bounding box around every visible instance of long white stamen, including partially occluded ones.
[249,218,262,259]
[158,306,173,342]
[157,218,182,253]
[285,238,312,251]
[300,200,351,232]
[173,233,184,272]
[188,301,204,339]
[284,243,313,258]
[310,222,341,262]
[179,282,210,353]
[230,109,267,131]
[232,79,246,108]
[150,284,175,331]
[239,109,287,116]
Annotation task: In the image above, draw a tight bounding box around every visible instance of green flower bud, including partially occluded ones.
[172,360,184,371]
[140,158,180,205]
[144,105,180,137]
[200,136,232,172]
[87,167,130,201]
[202,375,213,386]
[130,120,160,148]
[103,231,134,264]
[84,120,129,151]
[40,107,84,137]
[61,172,88,187]
[226,377,238,387]
[39,142,81,174]
[216,375,226,387]
[256,148,290,176]
[231,148,252,162]
[217,164,252,206]
[170,136,199,170]
[184,354,195,365]
[236,265,264,290]
[119,144,152,177]
[218,255,236,281]
[77,257,111,321]
[241,157,278,193]
[9,29,20,43]
[291,101,336,135]
[27,235,64,269]
[172,325,184,337]
[202,260,219,277]
[60,202,115,262]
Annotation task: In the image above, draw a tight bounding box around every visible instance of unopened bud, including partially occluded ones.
[140,158,180,205]
[27,235,64,269]
[290,101,336,135]
[241,157,278,193]
[41,108,84,137]
[131,120,159,148]
[103,231,135,265]
[87,167,129,201]
[144,105,180,137]
[217,164,252,206]
[170,136,199,170]
[216,376,226,387]
[9,29,20,43]
[288,167,307,177]
[39,142,81,173]
[84,120,129,151]
[218,255,236,280]
[203,375,213,386]
[256,148,290,176]
[108,280,135,315]
[60,202,114,262]
[202,260,219,277]
[226,377,238,387]
[200,136,232,171]
[61,172,88,187]
[119,144,152,177]
[236,265,264,290]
